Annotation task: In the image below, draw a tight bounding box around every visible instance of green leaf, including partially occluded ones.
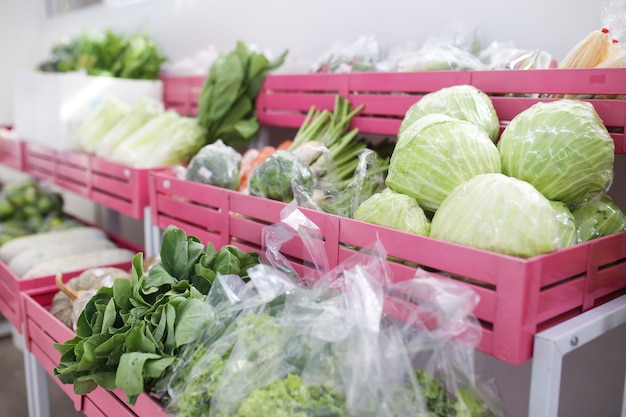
[101,298,118,334]
[73,376,97,395]
[198,51,245,125]
[213,248,241,275]
[142,264,177,294]
[164,303,177,353]
[174,298,213,348]
[143,357,175,379]
[160,226,205,282]
[115,352,161,398]
[125,322,157,354]
[112,277,133,313]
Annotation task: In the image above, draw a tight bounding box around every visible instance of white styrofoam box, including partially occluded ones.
[13,71,163,151]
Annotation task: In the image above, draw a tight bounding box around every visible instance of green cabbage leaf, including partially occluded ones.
[572,194,626,243]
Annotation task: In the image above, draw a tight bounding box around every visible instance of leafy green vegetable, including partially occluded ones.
[53,226,260,404]
[38,28,166,80]
[248,150,314,203]
[549,200,577,249]
[498,99,615,207]
[74,96,131,153]
[398,85,500,142]
[572,194,626,243]
[354,188,430,236]
[430,173,560,258]
[197,41,287,147]
[185,140,242,190]
[228,374,347,417]
[387,114,501,213]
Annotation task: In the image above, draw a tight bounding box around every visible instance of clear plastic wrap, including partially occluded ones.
[73,96,131,153]
[184,139,243,190]
[164,205,505,417]
[479,41,553,70]
[312,35,382,73]
[248,149,314,203]
[572,193,626,243]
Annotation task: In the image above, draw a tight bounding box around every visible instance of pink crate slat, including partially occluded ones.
[156,214,225,249]
[91,158,152,219]
[583,233,626,309]
[83,398,107,417]
[188,77,205,105]
[162,77,192,102]
[150,172,230,215]
[0,139,25,170]
[0,290,15,329]
[262,92,339,113]
[155,195,227,238]
[112,389,170,417]
[22,288,73,343]
[349,71,472,93]
[256,112,310,128]
[263,73,349,93]
[471,68,626,96]
[88,386,137,417]
[350,116,402,136]
[57,150,90,167]
[349,94,419,117]
[229,192,340,269]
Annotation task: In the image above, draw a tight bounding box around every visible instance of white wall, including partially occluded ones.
[0,1,625,417]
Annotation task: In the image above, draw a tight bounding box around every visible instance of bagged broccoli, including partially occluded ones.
[185,140,242,190]
[248,150,314,203]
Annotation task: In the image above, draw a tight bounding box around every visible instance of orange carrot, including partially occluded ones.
[277,139,293,150]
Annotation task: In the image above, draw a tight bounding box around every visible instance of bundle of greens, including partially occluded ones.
[197,41,287,147]
[53,226,260,404]
[38,29,166,80]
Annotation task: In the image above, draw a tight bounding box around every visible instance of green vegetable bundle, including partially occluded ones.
[38,29,166,80]
[53,225,260,404]
[197,41,287,147]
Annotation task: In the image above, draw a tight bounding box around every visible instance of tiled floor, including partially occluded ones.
[0,335,82,417]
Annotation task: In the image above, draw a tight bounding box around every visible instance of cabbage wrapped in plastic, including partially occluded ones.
[73,96,131,152]
[431,173,560,258]
[109,111,205,168]
[94,98,163,158]
[498,100,614,207]
[185,140,242,190]
[387,114,501,213]
[398,85,500,142]
[549,200,577,249]
[354,188,430,236]
[572,194,626,243]
[248,150,313,203]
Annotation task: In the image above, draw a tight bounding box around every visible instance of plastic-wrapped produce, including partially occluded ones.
[185,140,242,190]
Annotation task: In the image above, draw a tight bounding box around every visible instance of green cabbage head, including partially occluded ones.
[387,114,501,213]
[354,188,430,236]
[398,85,500,142]
[572,194,626,243]
[549,200,577,249]
[430,173,560,258]
[498,100,615,207]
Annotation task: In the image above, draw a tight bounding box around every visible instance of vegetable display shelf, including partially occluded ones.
[0,225,142,333]
[0,137,25,171]
[148,170,626,365]
[90,157,155,220]
[24,143,56,182]
[21,285,167,417]
[160,75,204,117]
[55,150,91,197]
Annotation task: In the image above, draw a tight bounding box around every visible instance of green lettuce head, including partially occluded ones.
[572,194,626,243]
[354,188,430,236]
[549,200,577,249]
[398,85,500,142]
[387,114,501,213]
[498,100,615,207]
[430,173,560,258]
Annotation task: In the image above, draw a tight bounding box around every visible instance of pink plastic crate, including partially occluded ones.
[256,68,626,153]
[0,137,25,171]
[161,76,205,117]
[338,217,626,364]
[0,226,142,332]
[21,288,83,411]
[90,157,153,219]
[228,192,340,278]
[24,143,56,181]
[149,171,230,249]
[471,68,626,154]
[55,150,91,197]
[21,286,167,417]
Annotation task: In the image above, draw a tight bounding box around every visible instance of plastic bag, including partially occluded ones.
[479,41,553,70]
[73,96,131,152]
[184,139,243,190]
[312,35,382,73]
[166,205,505,417]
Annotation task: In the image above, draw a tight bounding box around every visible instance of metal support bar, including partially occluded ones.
[529,294,626,417]
[142,206,154,258]
[23,346,50,417]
